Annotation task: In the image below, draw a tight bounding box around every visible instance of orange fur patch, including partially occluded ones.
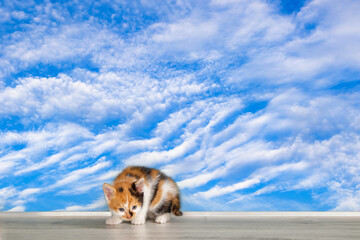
[150,179,165,208]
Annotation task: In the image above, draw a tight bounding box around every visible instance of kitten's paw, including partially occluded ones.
[131,217,146,225]
[106,217,122,225]
[155,213,171,224]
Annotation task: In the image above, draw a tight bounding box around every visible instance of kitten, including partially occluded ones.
[103,166,183,225]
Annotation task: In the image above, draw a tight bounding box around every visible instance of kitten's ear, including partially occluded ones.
[133,178,145,193]
[103,183,116,202]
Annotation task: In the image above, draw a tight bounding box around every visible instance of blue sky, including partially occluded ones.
[1,0,360,212]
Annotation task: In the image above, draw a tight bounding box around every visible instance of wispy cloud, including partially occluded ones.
[51,157,111,188]
[62,197,107,211]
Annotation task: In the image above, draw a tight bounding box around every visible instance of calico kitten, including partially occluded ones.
[103,166,182,225]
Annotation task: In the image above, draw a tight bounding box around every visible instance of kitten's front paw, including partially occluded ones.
[106,217,122,225]
[155,213,171,224]
[131,217,146,225]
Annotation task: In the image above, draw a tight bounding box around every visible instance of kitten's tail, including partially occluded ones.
[171,194,183,216]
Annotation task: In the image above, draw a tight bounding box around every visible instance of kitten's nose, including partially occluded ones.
[124,211,133,219]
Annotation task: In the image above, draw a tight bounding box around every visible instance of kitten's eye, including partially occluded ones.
[119,208,125,212]
[132,206,137,210]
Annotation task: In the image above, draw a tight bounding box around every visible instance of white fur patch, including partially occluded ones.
[132,205,140,213]
[161,180,178,197]
[111,209,124,218]
[131,216,146,225]
[130,184,150,225]
[155,213,171,224]
[106,216,123,225]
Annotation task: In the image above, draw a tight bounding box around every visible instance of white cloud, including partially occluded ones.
[3,23,116,65]
[195,178,261,199]
[228,0,360,86]
[126,97,244,166]
[202,132,360,208]
[0,187,17,210]
[18,188,42,198]
[195,161,308,199]
[51,157,111,188]
[178,166,227,189]
[332,190,360,211]
[0,70,215,131]
[0,123,94,175]
[62,197,106,211]
[151,18,218,46]
[0,158,17,175]
[10,11,28,20]
[125,133,198,165]
[7,206,26,212]
[58,170,120,195]
[147,0,295,62]
[0,8,10,23]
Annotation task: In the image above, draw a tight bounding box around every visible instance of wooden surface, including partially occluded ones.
[0,212,360,239]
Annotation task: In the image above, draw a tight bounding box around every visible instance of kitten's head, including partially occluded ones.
[103,178,144,221]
